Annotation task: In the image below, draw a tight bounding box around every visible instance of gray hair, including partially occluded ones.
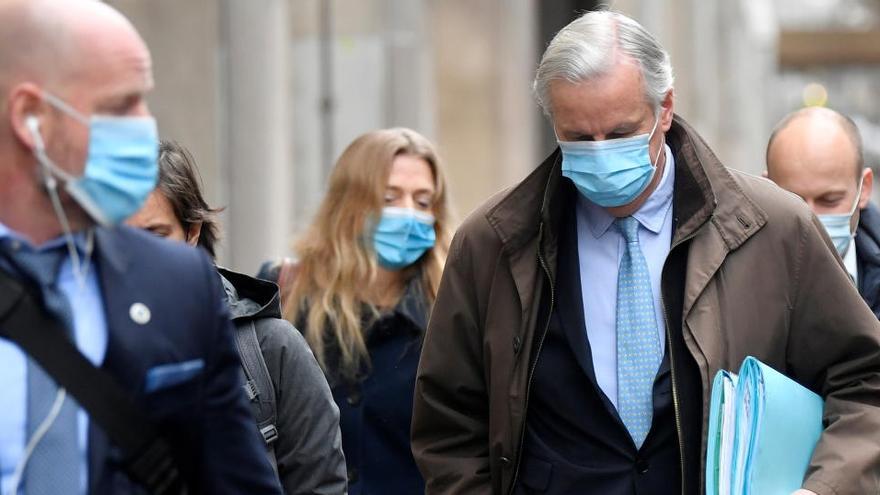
[533,10,674,116]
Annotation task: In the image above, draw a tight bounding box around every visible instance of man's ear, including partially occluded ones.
[858,167,873,210]
[659,89,675,133]
[8,83,47,151]
[185,221,203,248]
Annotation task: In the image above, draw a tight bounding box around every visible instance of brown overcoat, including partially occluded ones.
[412,116,880,495]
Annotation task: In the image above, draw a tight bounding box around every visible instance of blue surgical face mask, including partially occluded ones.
[558,114,662,207]
[28,91,159,226]
[818,177,863,257]
[373,207,436,270]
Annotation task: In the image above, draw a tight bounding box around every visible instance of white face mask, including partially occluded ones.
[817,176,864,257]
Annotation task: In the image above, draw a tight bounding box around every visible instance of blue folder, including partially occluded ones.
[705,357,824,495]
[706,370,737,495]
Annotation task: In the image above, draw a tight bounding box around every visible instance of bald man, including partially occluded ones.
[0,1,283,494]
[766,107,880,318]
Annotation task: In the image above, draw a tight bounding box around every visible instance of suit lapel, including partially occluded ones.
[557,191,672,419]
[88,228,147,491]
[556,207,599,386]
[94,228,142,382]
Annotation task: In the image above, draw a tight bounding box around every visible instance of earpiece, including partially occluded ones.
[25,114,40,136]
[24,114,48,154]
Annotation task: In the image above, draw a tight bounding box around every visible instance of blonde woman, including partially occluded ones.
[258,128,452,495]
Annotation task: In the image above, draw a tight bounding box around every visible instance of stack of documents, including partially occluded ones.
[705,356,824,495]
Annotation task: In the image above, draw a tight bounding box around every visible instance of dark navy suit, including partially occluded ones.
[856,202,880,319]
[30,226,283,494]
[516,206,680,495]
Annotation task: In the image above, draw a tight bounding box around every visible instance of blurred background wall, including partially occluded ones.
[105,0,880,274]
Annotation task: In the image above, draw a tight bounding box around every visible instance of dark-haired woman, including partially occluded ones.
[127,140,347,495]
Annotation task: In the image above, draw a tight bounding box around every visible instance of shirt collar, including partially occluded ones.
[580,143,676,238]
[844,239,859,285]
[0,220,90,253]
[0,221,20,241]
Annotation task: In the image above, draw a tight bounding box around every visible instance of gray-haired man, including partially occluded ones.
[412,10,880,495]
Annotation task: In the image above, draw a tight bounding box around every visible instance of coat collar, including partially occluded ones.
[666,116,766,250]
[218,267,283,321]
[389,275,430,332]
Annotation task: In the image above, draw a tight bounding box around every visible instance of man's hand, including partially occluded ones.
[791,490,817,495]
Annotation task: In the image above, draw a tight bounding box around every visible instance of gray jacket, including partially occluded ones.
[219,267,348,495]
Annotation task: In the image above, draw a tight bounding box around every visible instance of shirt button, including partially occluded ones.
[347,390,362,406]
[513,336,522,354]
[10,240,21,251]
[635,458,649,474]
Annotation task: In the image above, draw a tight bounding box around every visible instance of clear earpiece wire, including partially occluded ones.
[29,117,93,289]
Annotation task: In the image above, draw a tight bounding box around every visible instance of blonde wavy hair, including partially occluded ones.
[283,128,452,382]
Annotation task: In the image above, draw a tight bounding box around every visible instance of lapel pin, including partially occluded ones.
[129,302,151,325]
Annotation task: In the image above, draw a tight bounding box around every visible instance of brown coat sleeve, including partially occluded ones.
[789,213,880,495]
[412,224,494,494]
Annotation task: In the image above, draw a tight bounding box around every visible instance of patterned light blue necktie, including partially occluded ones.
[1,239,81,494]
[614,216,662,449]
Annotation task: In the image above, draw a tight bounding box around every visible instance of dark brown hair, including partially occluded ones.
[156,140,223,257]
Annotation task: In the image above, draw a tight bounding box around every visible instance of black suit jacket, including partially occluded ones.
[47,226,283,494]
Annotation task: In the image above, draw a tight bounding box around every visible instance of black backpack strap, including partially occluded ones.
[233,320,278,461]
[0,270,186,495]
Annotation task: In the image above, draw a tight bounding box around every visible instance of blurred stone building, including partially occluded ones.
[106,0,880,273]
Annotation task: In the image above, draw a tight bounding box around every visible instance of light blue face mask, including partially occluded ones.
[373,207,436,270]
[817,177,863,257]
[28,91,159,226]
[558,114,662,208]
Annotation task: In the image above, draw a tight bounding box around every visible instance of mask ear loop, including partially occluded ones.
[647,110,664,168]
[651,140,664,168]
[847,174,865,217]
[25,116,93,289]
[42,91,90,126]
[838,174,866,259]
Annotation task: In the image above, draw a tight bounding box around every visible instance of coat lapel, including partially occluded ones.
[666,117,767,355]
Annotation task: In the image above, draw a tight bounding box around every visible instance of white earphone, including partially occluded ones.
[24,114,57,190]
[25,114,40,137]
[25,115,50,160]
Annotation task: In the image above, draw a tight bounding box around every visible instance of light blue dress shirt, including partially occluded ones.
[844,240,858,285]
[575,144,674,410]
[0,222,108,495]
